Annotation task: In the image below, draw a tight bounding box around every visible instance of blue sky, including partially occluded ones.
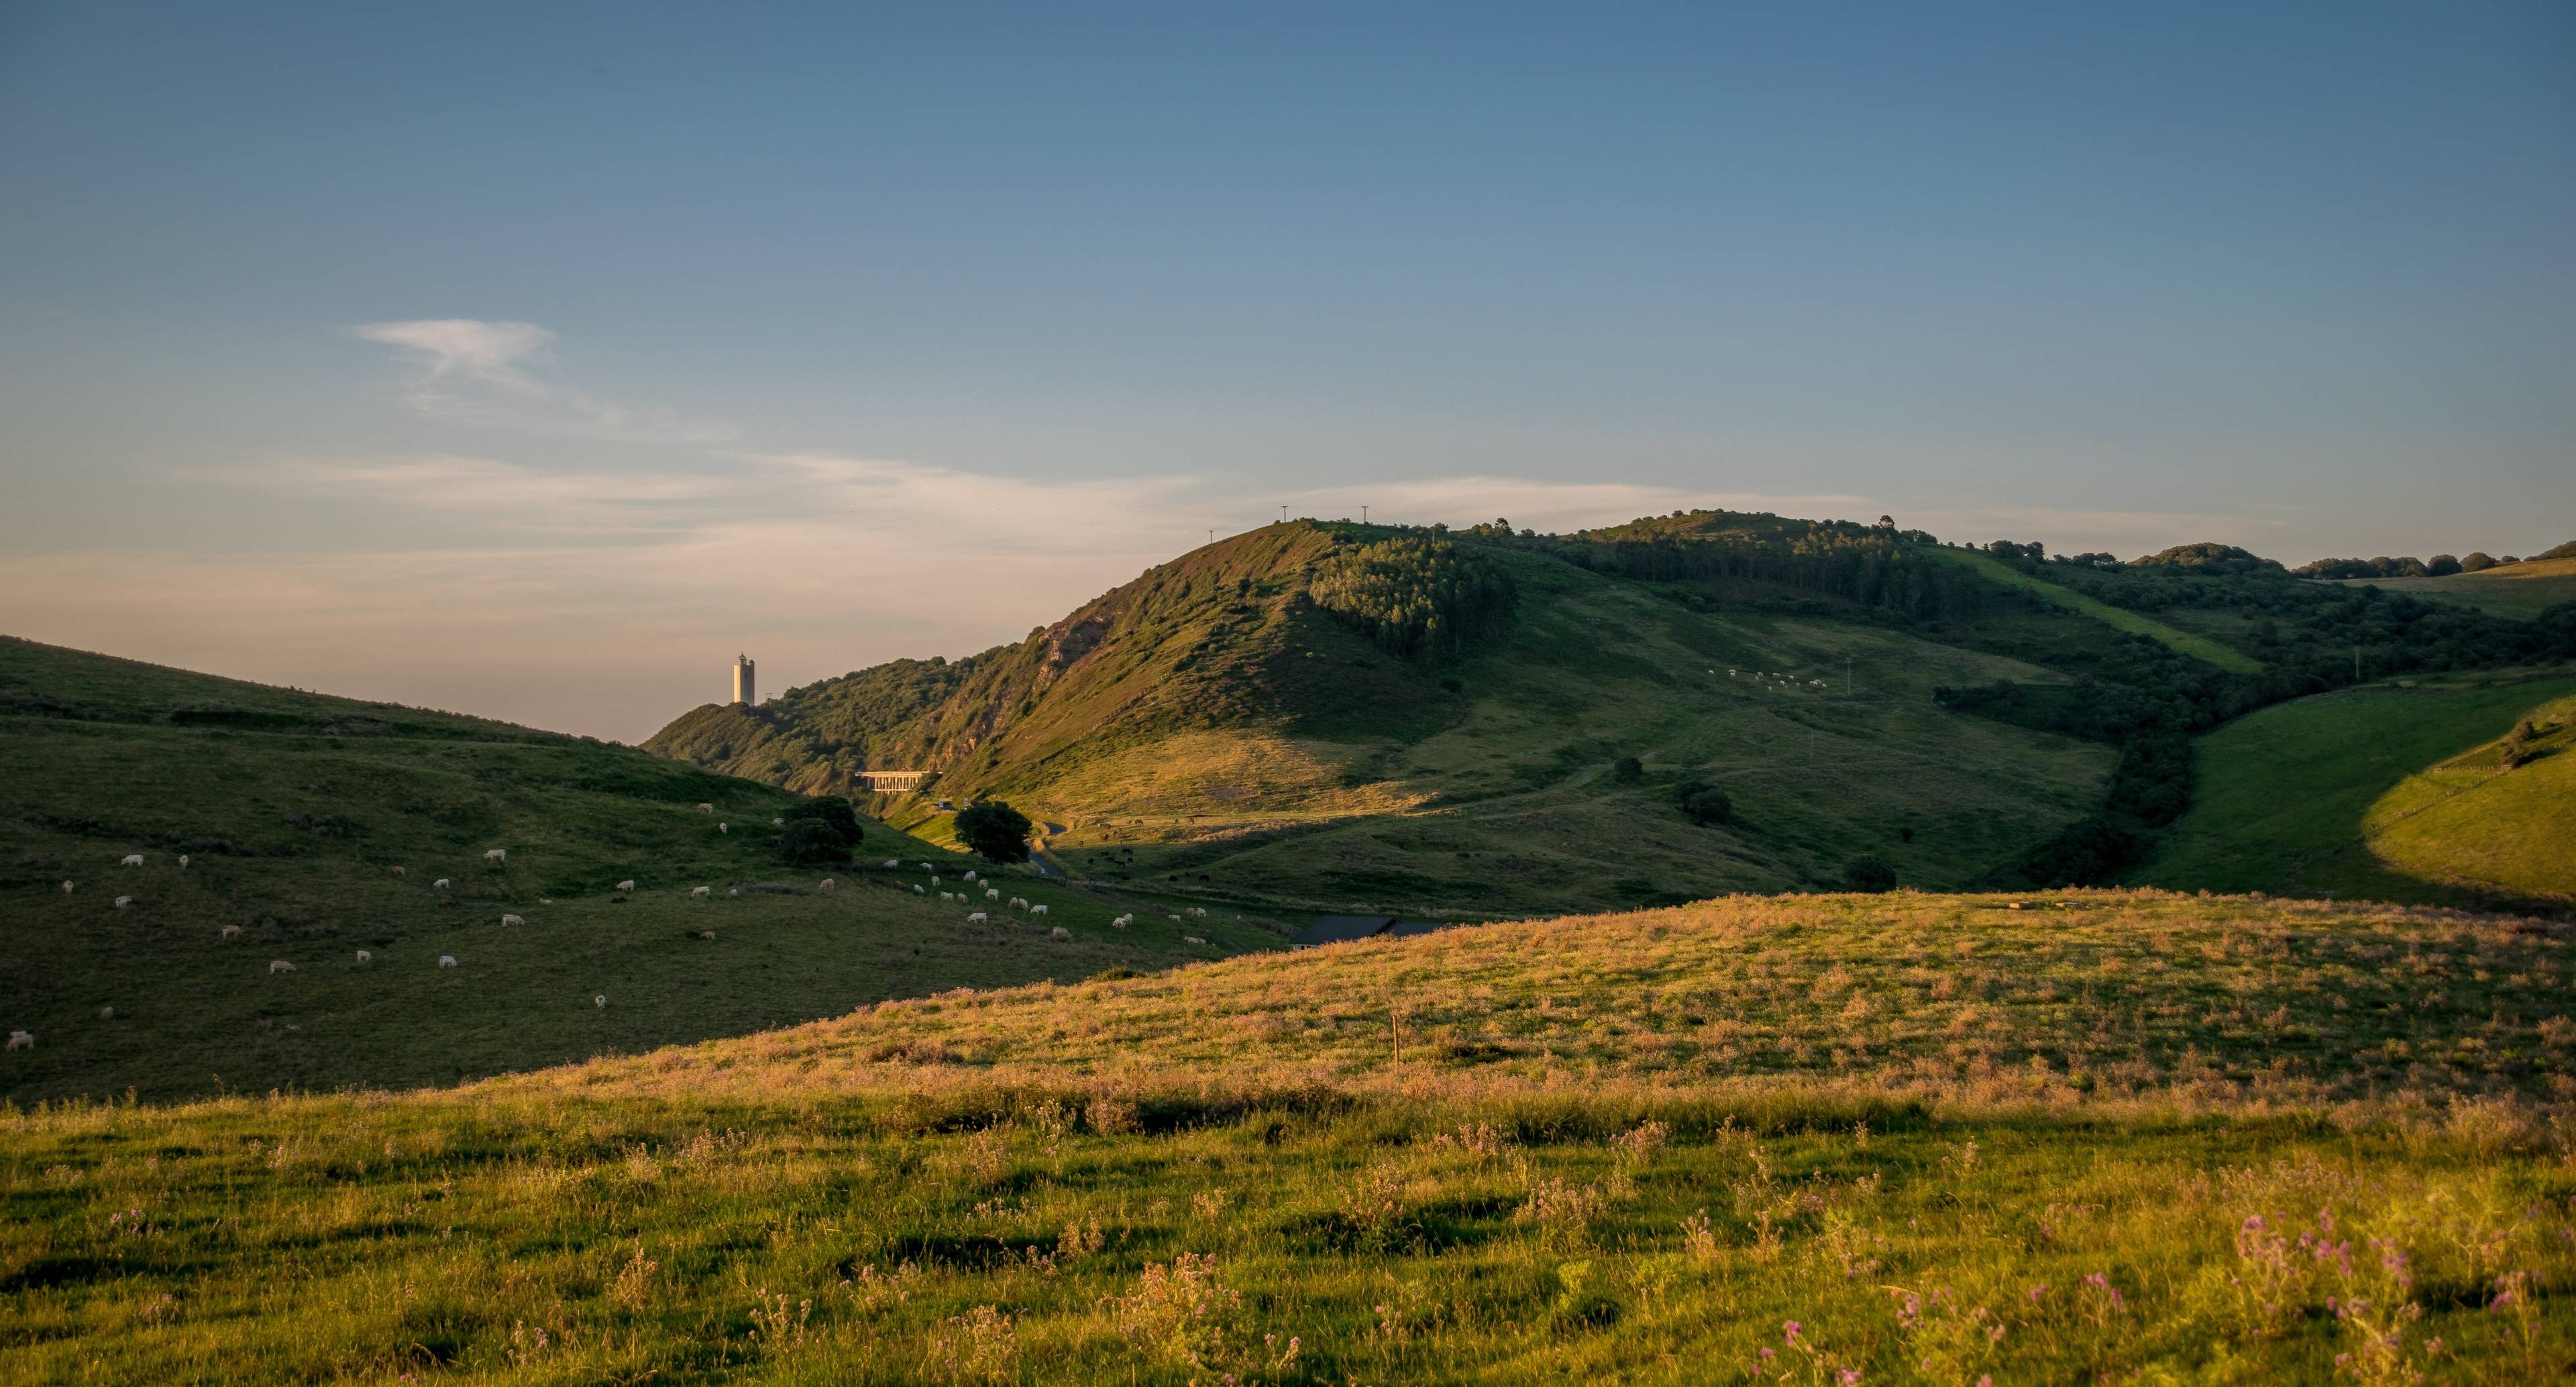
[2,3,2571,738]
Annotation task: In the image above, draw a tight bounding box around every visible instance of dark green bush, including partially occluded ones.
[955,799,1034,863]
[1675,782,1732,826]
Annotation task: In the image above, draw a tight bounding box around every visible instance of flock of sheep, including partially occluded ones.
[15,824,1224,1056]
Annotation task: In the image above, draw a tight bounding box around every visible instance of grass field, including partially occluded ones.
[2322,557,2576,621]
[2367,692,2576,903]
[5,893,2571,1382]
[0,637,1286,1105]
[1930,547,2265,673]
[2131,669,2576,903]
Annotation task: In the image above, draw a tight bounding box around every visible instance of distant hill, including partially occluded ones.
[2319,556,2576,621]
[0,636,1284,1103]
[647,514,2571,914]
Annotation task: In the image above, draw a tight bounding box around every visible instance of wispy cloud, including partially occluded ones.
[352,318,731,444]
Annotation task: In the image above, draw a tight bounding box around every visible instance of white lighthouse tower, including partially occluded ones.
[731,654,756,707]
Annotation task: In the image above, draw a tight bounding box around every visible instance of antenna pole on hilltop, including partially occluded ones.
[1362,504,1369,524]
[1281,505,1289,524]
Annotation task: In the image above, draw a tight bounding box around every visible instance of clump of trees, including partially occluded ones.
[955,799,1034,863]
[1307,537,1517,659]
[777,796,863,866]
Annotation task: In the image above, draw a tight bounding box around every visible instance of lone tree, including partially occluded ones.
[955,799,1034,863]
[1843,854,1897,893]
[777,795,862,867]
[1675,781,1733,826]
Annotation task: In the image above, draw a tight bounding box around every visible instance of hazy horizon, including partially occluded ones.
[5,3,2571,740]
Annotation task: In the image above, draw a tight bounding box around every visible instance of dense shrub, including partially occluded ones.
[781,796,864,846]
[1611,756,1644,783]
[1675,783,1732,826]
[780,821,853,867]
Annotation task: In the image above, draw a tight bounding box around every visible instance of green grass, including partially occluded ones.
[2367,692,2576,902]
[6,893,2572,1383]
[0,637,1286,1105]
[1930,547,2265,672]
[2131,668,2576,902]
[2322,557,2576,620]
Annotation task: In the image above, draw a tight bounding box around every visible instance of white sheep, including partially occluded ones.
[1030,903,1049,917]
[930,875,941,886]
[985,888,1001,900]
[884,858,899,868]
[696,803,714,813]
[1010,897,1028,911]
[963,870,978,881]
[1168,914,1183,923]
[727,888,738,897]
[772,816,784,826]
[269,960,295,975]
[594,995,606,1007]
[1190,907,1207,918]
[940,891,955,901]
[698,930,715,940]
[439,955,458,968]
[1111,916,1129,930]
[114,895,133,909]
[691,886,711,898]
[5,1031,30,1052]
[220,924,241,940]
[356,950,371,963]
[60,881,72,894]
[121,854,144,867]
[483,848,507,862]
[968,911,988,923]
[178,855,190,869]
[913,885,925,894]
[500,913,525,927]
[434,878,450,890]
[1050,926,1071,941]
[918,861,932,871]
[1183,935,1206,945]
[616,879,636,892]
[388,865,405,877]
[818,879,836,892]
[719,822,728,834]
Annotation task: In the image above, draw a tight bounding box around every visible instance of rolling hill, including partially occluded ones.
[649,514,2572,915]
[0,636,1287,1104]
[2321,556,2576,620]
[8,890,2570,1382]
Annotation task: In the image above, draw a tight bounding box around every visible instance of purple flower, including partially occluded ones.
[2028,1283,2048,1303]
[1783,1321,1803,1345]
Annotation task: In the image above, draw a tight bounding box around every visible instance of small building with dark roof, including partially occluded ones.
[1291,915,1395,948]
[1386,920,1447,939]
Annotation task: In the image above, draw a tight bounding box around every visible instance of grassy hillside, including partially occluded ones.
[654,523,2118,916]
[7,892,2571,1382]
[2323,557,2576,620]
[1930,547,2265,672]
[2131,669,2576,903]
[0,637,1285,1104]
[2367,690,2576,902]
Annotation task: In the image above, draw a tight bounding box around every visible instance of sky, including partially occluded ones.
[1,2,2571,741]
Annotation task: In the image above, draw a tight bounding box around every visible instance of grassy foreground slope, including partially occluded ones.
[0,637,1280,1105]
[2133,669,2576,904]
[2323,557,2576,620]
[5,893,2571,1382]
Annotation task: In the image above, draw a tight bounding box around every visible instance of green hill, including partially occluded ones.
[2321,556,2576,620]
[649,516,2572,913]
[0,637,1285,1104]
[2130,668,2576,904]
[9,891,2570,1383]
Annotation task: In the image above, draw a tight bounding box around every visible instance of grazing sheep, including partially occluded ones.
[727,888,738,897]
[5,1031,30,1052]
[1111,916,1129,930]
[439,956,458,968]
[719,822,728,834]
[616,879,636,892]
[691,886,711,898]
[1010,897,1028,911]
[773,816,784,826]
[698,930,715,940]
[696,803,714,813]
[913,885,925,894]
[1168,914,1183,923]
[1183,935,1206,945]
[1189,907,1207,918]
[483,849,507,862]
[883,858,899,868]
[220,924,241,940]
[963,871,978,881]
[594,995,606,1007]
[121,854,144,867]
[356,950,371,963]
[1030,903,1049,917]
[268,960,295,975]
[98,1005,113,1020]
[388,866,405,877]
[985,888,1001,900]
[178,855,190,869]
[818,878,836,892]
[433,878,450,890]
[500,913,525,927]
[968,911,988,923]
[114,895,133,909]
[918,861,932,871]
[1050,926,1071,942]
[930,876,940,886]
[940,891,955,901]
[60,881,72,894]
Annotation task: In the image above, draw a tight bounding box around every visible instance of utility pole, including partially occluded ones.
[1280,505,1288,524]
[1362,504,1369,524]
